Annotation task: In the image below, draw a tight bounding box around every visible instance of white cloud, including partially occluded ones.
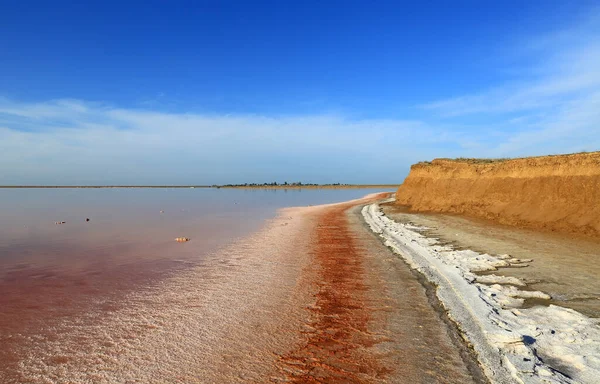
[0,98,460,184]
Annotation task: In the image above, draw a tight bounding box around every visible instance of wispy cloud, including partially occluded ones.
[0,97,461,184]
[420,9,600,156]
[422,44,600,116]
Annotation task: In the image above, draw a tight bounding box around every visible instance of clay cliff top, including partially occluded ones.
[409,151,600,179]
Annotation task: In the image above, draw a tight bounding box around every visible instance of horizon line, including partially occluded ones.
[0,184,400,189]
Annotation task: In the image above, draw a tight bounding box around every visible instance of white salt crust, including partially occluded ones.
[363,202,600,384]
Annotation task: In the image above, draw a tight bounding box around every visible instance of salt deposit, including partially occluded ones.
[363,202,600,384]
[475,274,525,286]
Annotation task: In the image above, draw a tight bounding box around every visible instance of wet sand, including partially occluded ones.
[1,193,482,383]
[381,203,600,318]
[277,196,483,383]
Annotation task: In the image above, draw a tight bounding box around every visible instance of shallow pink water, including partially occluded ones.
[0,187,392,383]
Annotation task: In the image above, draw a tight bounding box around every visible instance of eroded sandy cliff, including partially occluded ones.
[395,152,600,238]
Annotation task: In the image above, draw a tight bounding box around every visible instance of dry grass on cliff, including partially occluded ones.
[417,158,509,166]
[417,151,600,167]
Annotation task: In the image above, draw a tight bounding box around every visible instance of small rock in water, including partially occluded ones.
[175,237,190,243]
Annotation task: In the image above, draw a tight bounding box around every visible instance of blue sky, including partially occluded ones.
[1,1,600,185]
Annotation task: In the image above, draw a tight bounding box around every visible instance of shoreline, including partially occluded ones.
[363,200,600,383]
[7,192,482,383]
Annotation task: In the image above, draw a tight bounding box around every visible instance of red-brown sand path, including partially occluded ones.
[276,196,484,383]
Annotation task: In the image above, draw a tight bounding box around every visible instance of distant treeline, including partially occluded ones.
[214,182,348,188]
[1,183,397,189]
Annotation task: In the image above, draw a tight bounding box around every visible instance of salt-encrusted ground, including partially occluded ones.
[363,201,600,384]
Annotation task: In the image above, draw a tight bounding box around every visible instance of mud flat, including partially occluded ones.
[395,152,600,239]
[2,193,481,383]
[364,201,600,383]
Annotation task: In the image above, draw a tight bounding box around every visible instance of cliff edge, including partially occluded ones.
[395,152,600,238]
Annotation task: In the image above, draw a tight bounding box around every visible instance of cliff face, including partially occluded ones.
[395,152,600,238]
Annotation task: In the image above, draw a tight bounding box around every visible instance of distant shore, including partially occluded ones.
[0,185,214,189]
[218,184,398,189]
[0,184,398,189]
